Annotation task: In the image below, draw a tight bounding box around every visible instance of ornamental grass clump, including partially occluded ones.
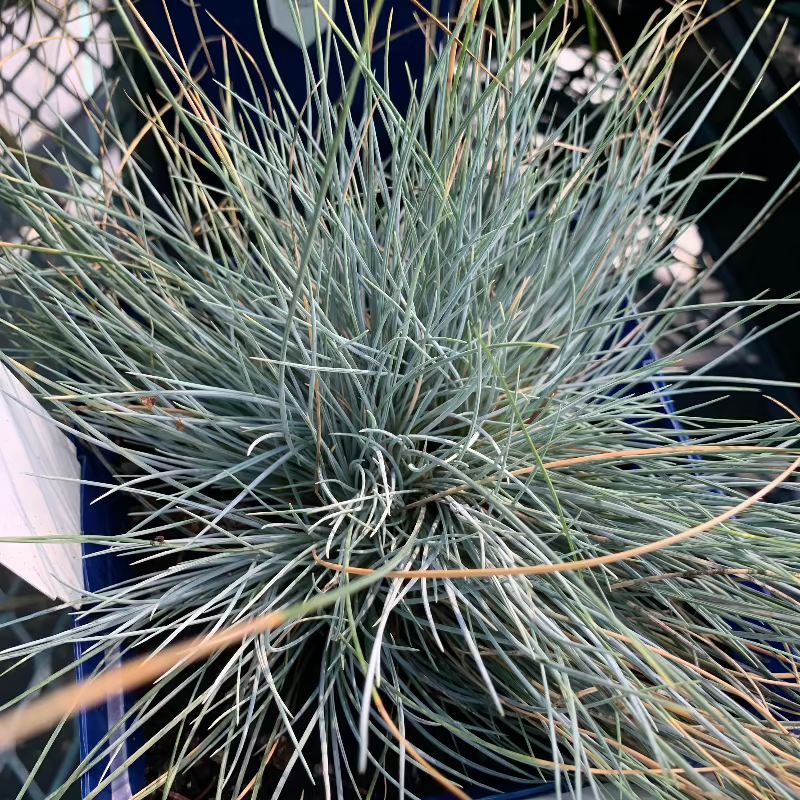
[3,1,800,798]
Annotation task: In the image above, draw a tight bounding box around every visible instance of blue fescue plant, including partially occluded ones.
[2,1,800,799]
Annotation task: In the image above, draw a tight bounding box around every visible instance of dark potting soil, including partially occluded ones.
[142,678,477,800]
[138,618,548,800]
[144,733,441,800]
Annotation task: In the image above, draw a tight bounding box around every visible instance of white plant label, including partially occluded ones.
[0,362,83,604]
[266,0,334,48]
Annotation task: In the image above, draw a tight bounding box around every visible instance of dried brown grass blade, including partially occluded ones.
[372,692,470,800]
[0,611,286,751]
[408,0,508,92]
[407,443,792,508]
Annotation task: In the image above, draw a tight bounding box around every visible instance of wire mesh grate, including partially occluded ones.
[0,1,114,149]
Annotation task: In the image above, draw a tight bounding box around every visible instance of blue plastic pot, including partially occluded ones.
[427,787,561,800]
[75,448,145,800]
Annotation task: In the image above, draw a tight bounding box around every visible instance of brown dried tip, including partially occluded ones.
[175,418,184,432]
[142,396,156,410]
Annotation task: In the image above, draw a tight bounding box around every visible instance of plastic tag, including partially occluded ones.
[0,363,83,604]
[266,0,333,48]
